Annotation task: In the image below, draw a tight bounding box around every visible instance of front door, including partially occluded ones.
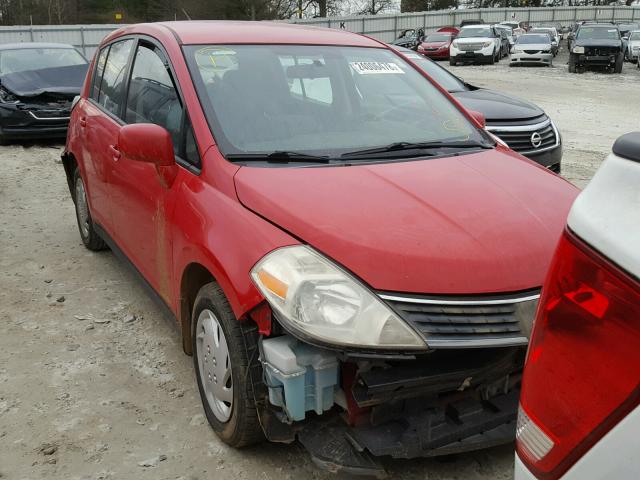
[109,41,189,303]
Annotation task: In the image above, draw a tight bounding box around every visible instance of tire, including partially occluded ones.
[488,52,495,65]
[192,282,264,448]
[614,54,623,74]
[568,56,576,73]
[73,168,106,251]
[449,57,456,66]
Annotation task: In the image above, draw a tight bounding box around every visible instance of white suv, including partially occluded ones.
[515,132,640,480]
[450,25,501,65]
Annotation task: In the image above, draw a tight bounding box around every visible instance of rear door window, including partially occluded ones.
[91,46,109,101]
[96,39,134,118]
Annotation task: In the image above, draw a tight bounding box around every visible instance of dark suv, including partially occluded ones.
[569,23,624,73]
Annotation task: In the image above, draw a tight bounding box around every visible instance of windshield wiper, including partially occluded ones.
[226,151,333,164]
[340,140,492,159]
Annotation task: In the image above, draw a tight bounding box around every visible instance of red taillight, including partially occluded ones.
[517,229,640,479]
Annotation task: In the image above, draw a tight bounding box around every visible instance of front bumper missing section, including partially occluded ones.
[296,388,519,477]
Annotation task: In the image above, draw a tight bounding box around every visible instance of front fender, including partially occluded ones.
[171,173,298,322]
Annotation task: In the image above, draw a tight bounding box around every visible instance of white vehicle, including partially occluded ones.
[530,27,560,55]
[510,34,554,67]
[450,25,502,65]
[515,132,640,480]
[625,29,640,62]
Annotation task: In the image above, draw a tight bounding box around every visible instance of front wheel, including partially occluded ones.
[192,282,264,447]
[73,168,106,251]
[614,54,623,73]
[449,57,457,66]
[488,52,495,65]
[568,56,576,73]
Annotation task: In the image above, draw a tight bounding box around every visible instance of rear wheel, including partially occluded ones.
[192,282,264,447]
[73,168,106,251]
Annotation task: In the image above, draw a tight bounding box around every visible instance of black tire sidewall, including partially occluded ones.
[191,283,263,446]
[73,168,105,250]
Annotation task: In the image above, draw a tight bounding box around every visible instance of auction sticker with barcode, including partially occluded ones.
[350,62,404,74]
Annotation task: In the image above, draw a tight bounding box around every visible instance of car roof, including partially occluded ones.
[461,24,489,29]
[0,42,77,51]
[107,21,384,48]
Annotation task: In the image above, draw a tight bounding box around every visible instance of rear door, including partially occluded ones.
[109,39,200,302]
[82,38,134,235]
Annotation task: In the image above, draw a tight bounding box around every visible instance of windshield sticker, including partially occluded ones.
[404,53,422,60]
[608,29,617,33]
[350,61,404,74]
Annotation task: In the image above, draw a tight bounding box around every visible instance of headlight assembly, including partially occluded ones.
[573,46,585,54]
[251,246,426,350]
[483,41,493,48]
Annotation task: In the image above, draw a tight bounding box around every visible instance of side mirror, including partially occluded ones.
[118,123,175,167]
[467,109,485,128]
[118,123,177,188]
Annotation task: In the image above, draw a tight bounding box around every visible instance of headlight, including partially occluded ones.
[452,40,459,48]
[483,41,493,48]
[251,246,426,349]
[513,48,523,53]
[573,46,585,54]
[0,86,19,104]
[417,45,425,52]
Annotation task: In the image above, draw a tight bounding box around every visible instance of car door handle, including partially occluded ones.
[79,117,87,127]
[109,145,121,161]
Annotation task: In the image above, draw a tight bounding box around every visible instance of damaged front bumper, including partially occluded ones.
[257,333,525,477]
[0,100,72,141]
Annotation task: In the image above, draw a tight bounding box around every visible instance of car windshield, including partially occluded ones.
[186,44,487,159]
[517,35,550,45]
[577,27,620,40]
[458,27,492,38]
[0,47,86,74]
[397,50,466,92]
[425,34,451,42]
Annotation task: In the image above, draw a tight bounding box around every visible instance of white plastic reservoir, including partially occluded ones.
[261,335,339,422]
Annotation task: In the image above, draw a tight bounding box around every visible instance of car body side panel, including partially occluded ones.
[567,153,640,279]
[515,406,640,480]
[169,149,299,321]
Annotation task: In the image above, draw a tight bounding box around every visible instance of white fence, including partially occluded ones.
[291,6,640,43]
[0,6,639,56]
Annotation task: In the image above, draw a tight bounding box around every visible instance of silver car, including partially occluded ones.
[625,30,640,62]
[510,33,554,67]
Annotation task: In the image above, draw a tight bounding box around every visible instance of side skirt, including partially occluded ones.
[94,223,181,336]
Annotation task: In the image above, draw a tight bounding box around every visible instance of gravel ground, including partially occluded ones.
[1,39,638,480]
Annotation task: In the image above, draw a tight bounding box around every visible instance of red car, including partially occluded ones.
[417,31,457,59]
[62,21,577,476]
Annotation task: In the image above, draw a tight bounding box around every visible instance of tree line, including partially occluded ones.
[0,0,632,25]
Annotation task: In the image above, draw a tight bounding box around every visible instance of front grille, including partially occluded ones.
[523,50,540,54]
[585,47,618,56]
[488,119,557,154]
[380,290,540,348]
[28,109,70,119]
[458,43,484,51]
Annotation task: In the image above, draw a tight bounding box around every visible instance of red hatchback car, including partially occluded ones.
[62,21,577,475]
[417,30,458,59]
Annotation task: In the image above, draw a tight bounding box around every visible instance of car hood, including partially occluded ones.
[455,37,492,43]
[235,150,578,295]
[574,38,622,48]
[451,88,544,122]
[421,41,449,48]
[515,43,551,50]
[0,63,88,98]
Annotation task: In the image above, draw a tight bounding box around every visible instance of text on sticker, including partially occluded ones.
[350,62,404,74]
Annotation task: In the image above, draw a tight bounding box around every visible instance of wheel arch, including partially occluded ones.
[61,151,78,201]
